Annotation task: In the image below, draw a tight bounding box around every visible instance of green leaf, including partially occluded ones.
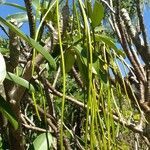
[92,59,100,75]
[6,72,35,92]
[91,1,104,28]
[3,2,26,11]
[27,38,56,69]
[94,26,104,32]
[0,17,56,70]
[64,50,75,73]
[87,1,92,19]
[0,53,6,84]
[74,45,88,86]
[76,55,88,86]
[115,49,126,58]
[32,0,41,9]
[0,48,9,54]
[6,13,28,22]
[0,95,18,130]
[33,133,53,150]
[99,70,108,83]
[95,34,118,51]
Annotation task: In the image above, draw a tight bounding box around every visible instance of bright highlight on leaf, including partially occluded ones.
[6,12,28,22]
[33,133,53,150]
[0,53,6,84]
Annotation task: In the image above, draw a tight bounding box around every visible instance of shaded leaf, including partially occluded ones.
[74,45,88,86]
[6,72,35,92]
[99,70,108,83]
[0,95,18,130]
[87,1,92,18]
[91,1,104,28]
[115,49,126,58]
[64,50,75,73]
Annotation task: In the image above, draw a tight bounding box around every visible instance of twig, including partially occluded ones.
[136,0,150,107]
[22,123,50,133]
[44,78,85,108]
[136,0,149,61]
[120,8,148,64]
[29,99,57,126]
[101,0,116,14]
[21,114,35,126]
[41,76,55,117]
[53,66,61,87]
[72,67,84,89]
[113,114,143,134]
[120,9,146,83]
[30,100,71,149]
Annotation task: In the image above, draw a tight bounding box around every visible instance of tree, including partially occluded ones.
[0,0,150,149]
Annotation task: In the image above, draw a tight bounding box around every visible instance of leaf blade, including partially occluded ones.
[91,1,104,28]
[4,2,26,11]
[0,95,18,130]
[6,12,28,22]
[6,72,35,92]
[33,133,53,150]
[0,17,56,70]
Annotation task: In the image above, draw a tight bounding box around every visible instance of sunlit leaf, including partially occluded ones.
[32,0,41,9]
[95,34,118,51]
[6,72,35,92]
[33,133,53,150]
[3,2,26,11]
[28,38,56,69]
[92,59,100,75]
[0,17,56,70]
[0,48,9,54]
[6,13,28,22]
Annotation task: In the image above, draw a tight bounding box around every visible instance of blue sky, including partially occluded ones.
[0,0,28,36]
[144,5,150,42]
[0,0,25,16]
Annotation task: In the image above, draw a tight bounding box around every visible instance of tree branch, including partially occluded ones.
[24,0,35,38]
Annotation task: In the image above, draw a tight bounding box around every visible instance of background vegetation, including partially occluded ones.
[0,0,150,149]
